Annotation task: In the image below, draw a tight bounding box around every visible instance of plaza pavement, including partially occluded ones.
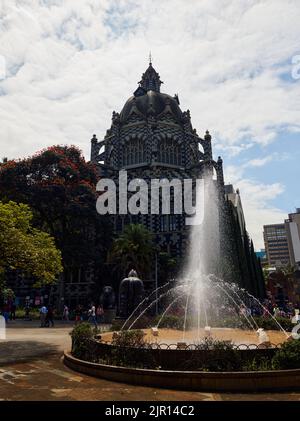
[0,320,299,401]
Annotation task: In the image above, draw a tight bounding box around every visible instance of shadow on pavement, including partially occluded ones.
[0,341,59,365]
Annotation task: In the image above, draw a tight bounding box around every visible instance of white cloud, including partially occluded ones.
[245,156,273,168]
[0,0,299,247]
[224,165,287,249]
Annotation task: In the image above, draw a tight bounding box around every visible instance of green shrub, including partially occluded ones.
[181,339,240,372]
[109,319,123,331]
[212,317,247,329]
[272,339,300,370]
[154,314,184,329]
[108,329,157,368]
[253,316,293,332]
[70,322,95,360]
[111,329,146,348]
[15,307,40,320]
[242,356,273,372]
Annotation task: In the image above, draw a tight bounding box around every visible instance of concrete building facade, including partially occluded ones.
[285,209,300,268]
[263,224,291,268]
[264,209,300,270]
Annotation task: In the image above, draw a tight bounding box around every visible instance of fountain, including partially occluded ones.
[115,172,289,346]
[118,269,144,319]
[65,172,299,392]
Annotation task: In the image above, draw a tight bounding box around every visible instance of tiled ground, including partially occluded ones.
[0,321,299,401]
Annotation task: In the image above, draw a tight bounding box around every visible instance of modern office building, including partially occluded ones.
[263,223,291,268]
[264,209,300,270]
[285,209,300,268]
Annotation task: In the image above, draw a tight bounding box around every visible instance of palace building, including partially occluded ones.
[90,61,265,298]
[7,61,265,309]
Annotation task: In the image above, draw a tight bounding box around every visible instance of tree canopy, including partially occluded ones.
[0,201,62,290]
[0,146,112,280]
[108,224,154,278]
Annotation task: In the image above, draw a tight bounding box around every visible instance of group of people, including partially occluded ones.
[37,303,105,328]
[74,303,105,327]
[237,301,297,319]
[0,302,16,322]
[39,305,55,327]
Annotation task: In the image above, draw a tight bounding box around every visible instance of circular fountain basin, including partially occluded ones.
[63,328,300,392]
[100,327,287,347]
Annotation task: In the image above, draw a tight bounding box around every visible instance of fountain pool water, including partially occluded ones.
[118,173,289,347]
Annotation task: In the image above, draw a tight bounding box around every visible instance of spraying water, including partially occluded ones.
[123,170,288,344]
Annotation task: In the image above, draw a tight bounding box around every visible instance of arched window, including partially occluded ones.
[124,137,145,165]
[158,138,181,165]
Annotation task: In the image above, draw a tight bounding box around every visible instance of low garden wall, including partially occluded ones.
[63,351,300,392]
[82,340,278,371]
[65,324,300,391]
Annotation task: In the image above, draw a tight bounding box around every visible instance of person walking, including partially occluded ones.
[273,306,280,318]
[39,305,48,327]
[2,303,10,323]
[75,305,83,325]
[10,302,16,320]
[88,303,97,328]
[46,306,54,327]
[62,305,69,322]
[96,304,104,324]
[25,304,31,321]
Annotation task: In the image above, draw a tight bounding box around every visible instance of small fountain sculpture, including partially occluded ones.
[119,269,144,319]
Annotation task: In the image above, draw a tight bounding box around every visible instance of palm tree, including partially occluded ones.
[108,224,154,278]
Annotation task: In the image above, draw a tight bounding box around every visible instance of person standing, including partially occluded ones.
[10,302,16,320]
[88,303,97,328]
[40,305,48,327]
[96,304,104,324]
[75,305,82,324]
[25,304,31,321]
[2,303,10,323]
[273,306,280,318]
[62,305,69,322]
[46,306,54,327]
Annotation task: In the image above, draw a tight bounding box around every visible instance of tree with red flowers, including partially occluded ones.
[0,146,112,300]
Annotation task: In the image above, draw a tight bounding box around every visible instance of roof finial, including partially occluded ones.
[149,51,152,66]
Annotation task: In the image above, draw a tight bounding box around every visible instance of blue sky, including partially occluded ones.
[0,0,299,249]
[220,132,300,216]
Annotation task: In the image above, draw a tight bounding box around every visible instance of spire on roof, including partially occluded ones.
[138,55,163,92]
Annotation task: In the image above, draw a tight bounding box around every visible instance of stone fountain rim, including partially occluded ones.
[63,351,300,392]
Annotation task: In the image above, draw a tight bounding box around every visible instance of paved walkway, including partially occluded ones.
[0,321,299,401]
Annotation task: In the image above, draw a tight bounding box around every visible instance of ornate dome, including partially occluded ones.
[120,91,183,123]
[119,62,183,124]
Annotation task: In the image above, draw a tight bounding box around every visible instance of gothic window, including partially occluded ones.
[158,138,181,165]
[124,138,145,165]
[169,215,177,231]
[159,215,178,232]
[160,215,168,232]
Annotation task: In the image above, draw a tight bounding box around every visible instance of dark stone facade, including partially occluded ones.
[91,63,223,260]
[91,62,265,298]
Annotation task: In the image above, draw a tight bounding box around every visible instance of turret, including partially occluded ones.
[203,130,213,160]
[90,134,99,162]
